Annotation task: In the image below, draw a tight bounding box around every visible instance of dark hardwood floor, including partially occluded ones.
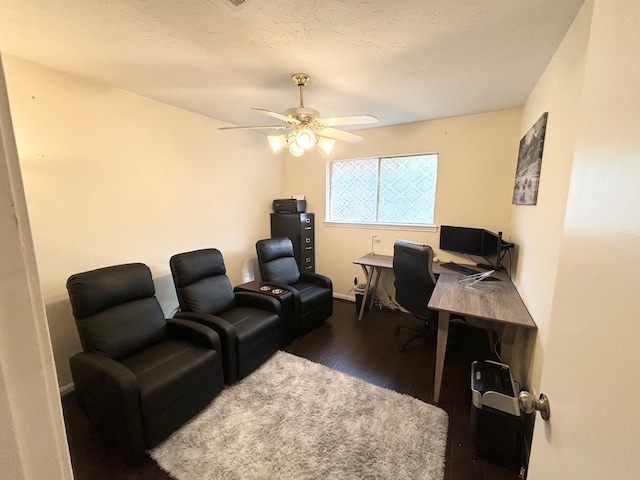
[62,299,521,480]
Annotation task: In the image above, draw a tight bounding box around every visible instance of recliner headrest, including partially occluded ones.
[256,237,295,262]
[170,249,226,287]
[256,237,301,284]
[66,263,156,319]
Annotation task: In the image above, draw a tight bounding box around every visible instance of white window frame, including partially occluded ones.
[324,153,438,231]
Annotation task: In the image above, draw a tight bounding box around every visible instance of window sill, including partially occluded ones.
[323,221,438,233]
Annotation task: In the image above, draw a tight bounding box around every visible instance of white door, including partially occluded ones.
[0,56,73,478]
[527,1,640,478]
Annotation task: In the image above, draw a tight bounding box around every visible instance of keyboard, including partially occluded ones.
[440,262,480,275]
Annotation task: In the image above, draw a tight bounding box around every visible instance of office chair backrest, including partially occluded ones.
[393,239,437,320]
[256,237,301,284]
[66,263,167,360]
[169,248,236,315]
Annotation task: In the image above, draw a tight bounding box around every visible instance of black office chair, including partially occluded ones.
[393,239,437,351]
[170,248,281,384]
[256,237,333,336]
[66,263,225,456]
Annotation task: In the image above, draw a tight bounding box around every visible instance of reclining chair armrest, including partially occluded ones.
[300,272,333,291]
[260,281,301,306]
[257,283,302,330]
[70,351,139,403]
[166,317,222,352]
[69,351,145,454]
[259,282,299,299]
[175,311,238,383]
[234,291,281,315]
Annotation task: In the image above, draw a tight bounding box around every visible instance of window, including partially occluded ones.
[327,154,438,226]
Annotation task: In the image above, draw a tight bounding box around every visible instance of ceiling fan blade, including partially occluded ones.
[218,124,291,131]
[251,108,299,124]
[318,115,379,127]
[316,127,363,143]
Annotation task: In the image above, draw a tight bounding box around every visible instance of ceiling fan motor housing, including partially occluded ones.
[283,107,320,125]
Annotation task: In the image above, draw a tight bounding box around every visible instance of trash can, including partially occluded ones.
[471,360,522,472]
[354,283,373,313]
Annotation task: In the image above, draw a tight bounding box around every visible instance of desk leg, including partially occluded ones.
[359,264,369,280]
[357,266,375,321]
[433,311,451,403]
[369,267,382,310]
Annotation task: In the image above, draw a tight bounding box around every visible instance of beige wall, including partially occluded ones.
[508,0,591,390]
[281,109,522,300]
[4,55,283,388]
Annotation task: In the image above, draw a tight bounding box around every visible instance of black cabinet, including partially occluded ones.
[270,213,314,272]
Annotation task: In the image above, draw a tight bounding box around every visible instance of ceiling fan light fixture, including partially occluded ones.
[289,141,304,157]
[295,127,316,150]
[220,74,379,154]
[317,137,336,155]
[267,134,288,153]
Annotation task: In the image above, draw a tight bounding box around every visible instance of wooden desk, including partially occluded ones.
[353,254,393,321]
[353,253,537,403]
[353,253,451,321]
[428,270,536,403]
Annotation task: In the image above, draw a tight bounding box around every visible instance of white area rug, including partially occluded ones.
[150,351,448,480]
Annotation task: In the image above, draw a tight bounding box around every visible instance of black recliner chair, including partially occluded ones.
[66,263,224,456]
[170,248,281,384]
[256,237,333,336]
[393,239,437,351]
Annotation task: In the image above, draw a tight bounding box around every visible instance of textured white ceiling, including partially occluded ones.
[0,0,584,129]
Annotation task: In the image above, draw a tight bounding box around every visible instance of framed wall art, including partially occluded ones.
[512,112,548,205]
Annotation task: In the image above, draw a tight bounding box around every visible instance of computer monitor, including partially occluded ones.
[439,226,485,256]
[480,229,502,267]
[439,225,503,268]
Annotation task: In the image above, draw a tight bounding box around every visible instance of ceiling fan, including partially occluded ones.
[218,73,378,156]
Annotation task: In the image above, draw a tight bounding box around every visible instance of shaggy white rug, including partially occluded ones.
[150,351,448,480]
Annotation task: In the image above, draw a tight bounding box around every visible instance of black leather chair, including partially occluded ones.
[66,263,224,456]
[170,248,281,384]
[256,237,333,336]
[393,239,437,351]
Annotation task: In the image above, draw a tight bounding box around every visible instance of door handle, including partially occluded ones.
[518,391,551,421]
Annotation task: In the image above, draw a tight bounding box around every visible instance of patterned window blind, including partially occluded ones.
[328,154,437,225]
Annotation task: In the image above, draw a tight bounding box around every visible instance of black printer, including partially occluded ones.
[272,198,306,213]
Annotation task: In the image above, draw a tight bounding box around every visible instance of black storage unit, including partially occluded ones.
[471,360,522,472]
[270,213,315,272]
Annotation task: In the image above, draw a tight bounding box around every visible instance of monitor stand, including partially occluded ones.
[476,262,503,270]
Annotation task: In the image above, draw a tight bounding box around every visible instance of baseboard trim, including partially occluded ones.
[333,293,356,302]
[59,383,74,396]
